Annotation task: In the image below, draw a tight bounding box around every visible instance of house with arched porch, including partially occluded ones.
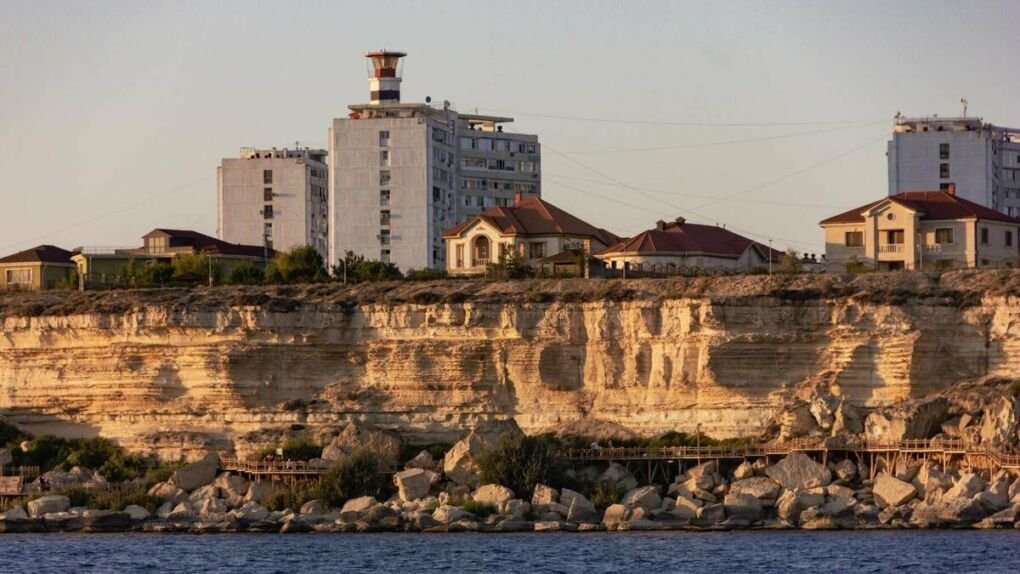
[441,195,619,276]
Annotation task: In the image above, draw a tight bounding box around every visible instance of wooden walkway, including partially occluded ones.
[219,458,329,482]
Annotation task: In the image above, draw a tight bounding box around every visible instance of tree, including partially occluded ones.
[264,245,327,284]
[172,254,222,284]
[477,433,562,498]
[227,261,265,285]
[779,249,802,274]
[330,250,401,283]
[136,262,174,287]
[487,247,531,280]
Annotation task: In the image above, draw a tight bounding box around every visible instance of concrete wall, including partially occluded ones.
[597,251,762,273]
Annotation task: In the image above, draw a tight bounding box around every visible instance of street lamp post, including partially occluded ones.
[768,239,773,276]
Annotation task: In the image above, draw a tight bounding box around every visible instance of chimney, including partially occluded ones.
[365,50,407,105]
[674,216,686,226]
[947,182,956,196]
[656,220,666,231]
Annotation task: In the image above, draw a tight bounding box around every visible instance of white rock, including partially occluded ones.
[123,505,151,521]
[394,468,432,502]
[472,484,515,506]
[765,453,831,490]
[873,474,917,508]
[27,495,70,518]
[341,496,378,514]
[432,505,468,524]
[170,452,220,492]
[531,483,559,508]
[622,486,661,510]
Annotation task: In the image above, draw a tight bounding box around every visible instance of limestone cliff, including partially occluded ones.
[2,270,1019,459]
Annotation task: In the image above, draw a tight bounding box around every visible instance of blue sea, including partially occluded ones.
[1,531,1018,573]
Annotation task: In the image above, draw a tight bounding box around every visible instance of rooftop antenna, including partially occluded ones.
[960,98,969,117]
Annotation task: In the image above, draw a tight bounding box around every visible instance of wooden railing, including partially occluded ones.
[219,457,328,476]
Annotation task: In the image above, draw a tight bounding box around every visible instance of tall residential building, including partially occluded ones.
[218,147,329,259]
[329,51,541,271]
[888,116,1020,216]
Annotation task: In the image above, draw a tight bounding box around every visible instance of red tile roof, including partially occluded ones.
[820,191,1020,225]
[0,245,75,265]
[597,220,782,261]
[441,197,620,246]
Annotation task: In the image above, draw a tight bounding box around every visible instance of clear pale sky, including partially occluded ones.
[2,0,1018,257]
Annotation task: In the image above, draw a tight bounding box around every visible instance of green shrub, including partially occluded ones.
[13,435,72,470]
[477,433,563,498]
[265,245,328,284]
[590,480,621,510]
[173,254,222,284]
[255,434,323,462]
[462,500,497,518]
[264,450,391,511]
[89,484,162,512]
[405,268,449,281]
[0,420,28,448]
[228,261,265,285]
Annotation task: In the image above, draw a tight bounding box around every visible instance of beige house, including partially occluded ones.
[820,189,1020,272]
[0,245,76,290]
[441,196,618,276]
[595,217,781,274]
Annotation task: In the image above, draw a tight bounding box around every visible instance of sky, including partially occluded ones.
[1,0,1018,257]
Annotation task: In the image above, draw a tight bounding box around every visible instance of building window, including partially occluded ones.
[528,242,546,259]
[934,228,954,244]
[844,231,864,247]
[380,190,390,206]
[379,131,390,147]
[381,249,390,263]
[380,150,389,166]
[432,186,441,202]
[939,143,950,160]
[981,228,989,244]
[263,170,273,184]
[455,244,464,268]
[1007,231,1014,247]
[462,157,486,169]
[380,230,391,245]
[940,183,950,191]
[4,268,32,285]
[477,138,493,152]
[886,230,904,244]
[263,205,273,219]
[148,236,168,253]
[264,223,273,238]
[263,188,273,202]
[380,210,391,226]
[380,170,391,186]
[940,163,950,179]
[475,196,485,207]
[459,137,474,150]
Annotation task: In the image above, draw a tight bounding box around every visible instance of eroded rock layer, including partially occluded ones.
[2,272,1020,459]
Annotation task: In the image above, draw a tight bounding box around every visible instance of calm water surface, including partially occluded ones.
[1,531,1018,573]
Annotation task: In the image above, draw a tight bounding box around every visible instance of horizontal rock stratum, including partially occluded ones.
[2,270,1020,459]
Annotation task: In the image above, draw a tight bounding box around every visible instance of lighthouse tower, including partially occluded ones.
[365,50,406,105]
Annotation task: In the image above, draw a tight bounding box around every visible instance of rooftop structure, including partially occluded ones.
[0,245,76,290]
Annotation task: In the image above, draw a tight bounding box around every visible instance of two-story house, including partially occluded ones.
[820,187,1020,272]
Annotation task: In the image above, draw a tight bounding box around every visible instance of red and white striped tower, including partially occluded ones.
[365,50,407,105]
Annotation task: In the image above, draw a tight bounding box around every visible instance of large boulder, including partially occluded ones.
[946,472,986,500]
[558,489,592,511]
[873,474,917,508]
[598,463,638,493]
[833,460,857,482]
[780,403,817,441]
[911,498,988,527]
[404,450,436,470]
[531,484,559,508]
[723,493,763,522]
[864,398,949,442]
[442,420,523,488]
[832,400,864,435]
[622,486,661,511]
[601,504,630,530]
[729,477,781,506]
[694,503,726,526]
[232,501,269,523]
[244,481,277,504]
[472,484,515,506]
[765,453,831,490]
[566,497,600,524]
[27,495,70,518]
[393,468,432,502]
[82,510,132,532]
[341,496,378,515]
[214,473,250,507]
[170,452,220,492]
[321,422,403,465]
[123,505,151,521]
[980,396,1019,447]
[432,505,468,524]
[147,481,188,504]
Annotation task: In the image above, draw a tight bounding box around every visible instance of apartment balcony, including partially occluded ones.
[878,244,904,253]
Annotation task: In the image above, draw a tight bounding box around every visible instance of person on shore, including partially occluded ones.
[590,440,601,450]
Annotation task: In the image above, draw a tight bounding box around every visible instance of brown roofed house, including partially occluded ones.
[594,217,782,274]
[819,187,1020,272]
[0,245,77,290]
[441,195,619,276]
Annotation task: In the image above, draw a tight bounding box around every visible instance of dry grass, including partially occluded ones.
[2,269,1017,318]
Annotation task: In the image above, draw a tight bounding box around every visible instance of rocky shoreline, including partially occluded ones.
[4,447,1020,534]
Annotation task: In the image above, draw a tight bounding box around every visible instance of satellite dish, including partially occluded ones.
[426,96,432,104]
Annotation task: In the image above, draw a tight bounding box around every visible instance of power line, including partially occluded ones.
[556,120,886,154]
[0,174,215,252]
[481,108,889,128]
[686,133,889,212]
[544,173,854,210]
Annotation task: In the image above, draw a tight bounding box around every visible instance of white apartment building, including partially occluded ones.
[218,147,329,259]
[888,116,1020,216]
[328,51,541,271]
